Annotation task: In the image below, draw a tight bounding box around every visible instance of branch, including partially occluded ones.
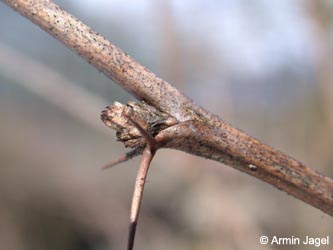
[2,0,332,216]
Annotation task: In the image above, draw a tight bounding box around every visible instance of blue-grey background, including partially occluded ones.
[0,1,332,249]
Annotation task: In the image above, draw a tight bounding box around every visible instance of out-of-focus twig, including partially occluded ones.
[307,1,333,131]
[0,43,109,135]
[154,0,185,87]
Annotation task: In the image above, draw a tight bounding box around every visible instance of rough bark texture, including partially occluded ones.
[2,0,332,216]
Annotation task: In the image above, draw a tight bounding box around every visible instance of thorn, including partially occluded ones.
[127,146,155,250]
[101,148,143,170]
[123,116,158,250]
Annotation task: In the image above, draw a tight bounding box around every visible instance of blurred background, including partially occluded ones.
[0,0,332,249]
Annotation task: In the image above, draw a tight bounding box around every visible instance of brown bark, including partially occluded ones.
[1,0,332,216]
